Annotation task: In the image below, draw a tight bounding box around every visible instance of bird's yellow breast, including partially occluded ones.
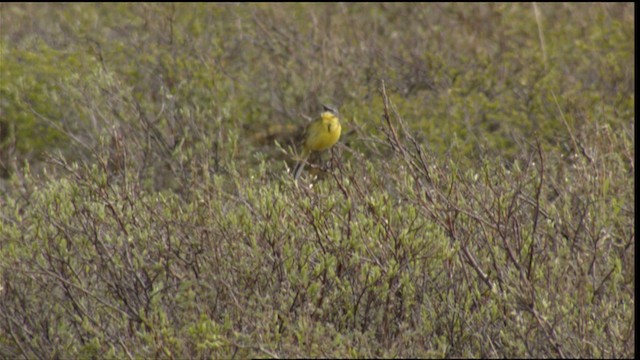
[304,111,341,152]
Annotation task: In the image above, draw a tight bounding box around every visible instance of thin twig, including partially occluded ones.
[533,3,547,66]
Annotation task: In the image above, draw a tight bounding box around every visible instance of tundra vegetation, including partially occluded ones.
[0,3,634,358]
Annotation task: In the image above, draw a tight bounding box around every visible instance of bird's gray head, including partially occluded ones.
[322,104,338,115]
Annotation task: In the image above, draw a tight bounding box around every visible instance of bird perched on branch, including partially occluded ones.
[293,105,342,180]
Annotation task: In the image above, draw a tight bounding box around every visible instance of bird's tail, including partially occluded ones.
[293,161,305,181]
[293,149,310,181]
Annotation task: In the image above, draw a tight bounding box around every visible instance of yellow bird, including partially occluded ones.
[293,105,342,180]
